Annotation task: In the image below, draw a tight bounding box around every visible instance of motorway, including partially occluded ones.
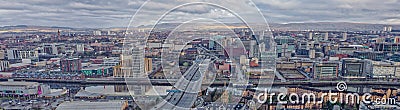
[152,59,209,110]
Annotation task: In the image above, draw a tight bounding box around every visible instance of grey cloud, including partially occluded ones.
[0,0,399,28]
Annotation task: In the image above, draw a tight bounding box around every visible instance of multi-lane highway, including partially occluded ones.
[153,58,209,110]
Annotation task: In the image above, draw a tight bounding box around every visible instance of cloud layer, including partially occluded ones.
[0,0,399,28]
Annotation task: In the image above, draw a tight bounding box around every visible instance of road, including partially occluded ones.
[153,59,209,110]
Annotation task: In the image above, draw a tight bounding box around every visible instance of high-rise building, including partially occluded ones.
[384,26,393,32]
[341,32,347,41]
[394,36,400,43]
[131,46,145,78]
[257,30,276,80]
[76,44,85,53]
[309,49,316,59]
[0,50,5,60]
[18,50,38,59]
[57,29,60,37]
[275,36,295,58]
[324,32,329,41]
[144,58,152,73]
[249,40,257,58]
[239,55,247,65]
[384,26,387,32]
[93,30,102,36]
[60,58,82,73]
[0,60,9,71]
[242,39,258,58]
[6,49,38,60]
[388,26,393,32]
[6,48,19,60]
[259,38,276,68]
[116,45,146,78]
[42,43,65,55]
[118,54,133,77]
[308,32,313,40]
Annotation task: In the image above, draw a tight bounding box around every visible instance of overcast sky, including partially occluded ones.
[1,0,399,28]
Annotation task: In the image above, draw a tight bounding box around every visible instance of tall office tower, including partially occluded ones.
[308,32,313,40]
[131,45,145,78]
[324,32,329,41]
[0,50,5,60]
[394,36,400,43]
[144,58,152,73]
[249,40,256,58]
[0,60,9,71]
[118,54,132,77]
[306,41,314,50]
[6,48,19,60]
[385,26,393,32]
[309,49,316,59]
[121,39,148,97]
[120,45,146,78]
[281,43,291,58]
[388,26,393,32]
[275,36,295,58]
[76,44,85,53]
[258,30,276,71]
[342,32,347,41]
[93,30,102,35]
[42,43,64,55]
[57,29,60,37]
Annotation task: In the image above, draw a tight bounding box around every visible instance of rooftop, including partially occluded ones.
[56,101,126,110]
[0,81,39,86]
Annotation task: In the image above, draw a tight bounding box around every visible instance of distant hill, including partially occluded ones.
[2,22,400,32]
[268,22,400,31]
[0,25,94,34]
[0,25,74,30]
[135,22,400,31]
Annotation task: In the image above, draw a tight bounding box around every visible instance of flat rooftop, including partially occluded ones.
[56,101,126,110]
[0,81,39,86]
[278,69,306,79]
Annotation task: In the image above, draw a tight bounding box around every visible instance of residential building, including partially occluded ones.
[60,58,82,73]
[0,60,10,71]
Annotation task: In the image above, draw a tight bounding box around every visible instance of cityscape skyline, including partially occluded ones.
[2,0,400,109]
